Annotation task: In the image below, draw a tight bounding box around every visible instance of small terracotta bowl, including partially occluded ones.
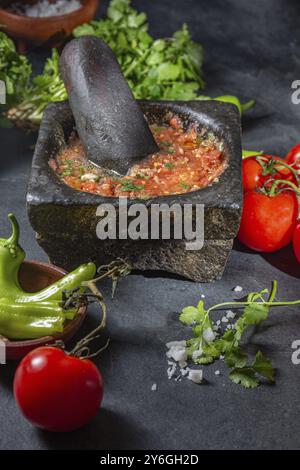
[0,0,99,50]
[0,259,87,361]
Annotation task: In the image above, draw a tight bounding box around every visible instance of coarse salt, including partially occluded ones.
[151,383,157,391]
[233,285,243,292]
[188,369,203,384]
[9,0,82,17]
[166,348,187,362]
[167,362,177,380]
[202,327,215,342]
[226,310,236,319]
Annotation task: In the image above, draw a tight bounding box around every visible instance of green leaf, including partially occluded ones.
[229,368,259,389]
[244,303,269,325]
[156,63,181,81]
[180,306,202,325]
[180,300,207,326]
[225,348,248,368]
[196,355,214,365]
[252,351,275,382]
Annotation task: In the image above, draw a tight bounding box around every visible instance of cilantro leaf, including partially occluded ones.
[180,283,280,389]
[229,368,259,389]
[180,306,202,325]
[225,348,248,368]
[243,303,269,325]
[0,32,31,108]
[252,351,275,382]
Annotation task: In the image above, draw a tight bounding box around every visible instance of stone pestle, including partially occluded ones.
[59,36,159,175]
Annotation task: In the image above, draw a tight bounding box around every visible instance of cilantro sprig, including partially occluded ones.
[180,281,295,388]
[0,32,31,108]
[2,0,255,128]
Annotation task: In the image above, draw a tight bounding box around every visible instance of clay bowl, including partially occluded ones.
[0,0,99,50]
[0,259,87,361]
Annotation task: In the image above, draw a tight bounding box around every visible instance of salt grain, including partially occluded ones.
[203,327,215,343]
[178,359,188,369]
[188,369,203,384]
[167,348,187,362]
[226,310,236,319]
[167,362,177,380]
[215,370,221,376]
[10,0,82,18]
[233,285,243,292]
[151,383,157,391]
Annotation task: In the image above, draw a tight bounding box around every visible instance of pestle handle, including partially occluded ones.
[60,36,159,175]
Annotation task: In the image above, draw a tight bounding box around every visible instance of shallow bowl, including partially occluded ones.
[0,259,87,360]
[0,0,99,49]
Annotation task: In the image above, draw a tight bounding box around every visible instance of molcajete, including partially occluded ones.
[27,100,242,282]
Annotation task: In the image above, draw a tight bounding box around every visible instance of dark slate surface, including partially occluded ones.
[0,0,300,450]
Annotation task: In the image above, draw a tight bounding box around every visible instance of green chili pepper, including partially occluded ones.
[0,309,64,340]
[213,95,255,115]
[0,214,97,340]
[0,214,25,298]
[16,263,97,303]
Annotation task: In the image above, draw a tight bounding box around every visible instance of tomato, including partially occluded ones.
[14,347,103,432]
[238,191,298,252]
[286,143,300,170]
[242,157,264,192]
[242,155,295,193]
[293,223,300,263]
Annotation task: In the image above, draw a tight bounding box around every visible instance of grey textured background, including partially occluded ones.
[0,0,300,450]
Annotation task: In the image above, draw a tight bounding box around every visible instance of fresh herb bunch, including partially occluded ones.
[0,32,31,107]
[179,281,295,388]
[3,0,254,128]
[7,49,67,128]
[74,0,205,100]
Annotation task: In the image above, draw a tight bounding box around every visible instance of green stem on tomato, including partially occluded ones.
[268,178,300,197]
[257,156,300,186]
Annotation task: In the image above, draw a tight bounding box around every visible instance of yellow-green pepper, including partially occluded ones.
[0,214,96,340]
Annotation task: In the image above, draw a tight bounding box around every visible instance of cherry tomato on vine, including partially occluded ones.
[238,190,298,252]
[293,223,300,264]
[242,155,296,193]
[285,143,300,170]
[14,347,103,432]
[242,157,263,192]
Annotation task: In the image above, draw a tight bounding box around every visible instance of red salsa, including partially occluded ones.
[50,115,227,199]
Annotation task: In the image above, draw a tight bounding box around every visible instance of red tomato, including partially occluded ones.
[242,157,264,192]
[242,155,295,193]
[14,347,103,432]
[293,223,300,263]
[238,191,298,252]
[286,143,300,170]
